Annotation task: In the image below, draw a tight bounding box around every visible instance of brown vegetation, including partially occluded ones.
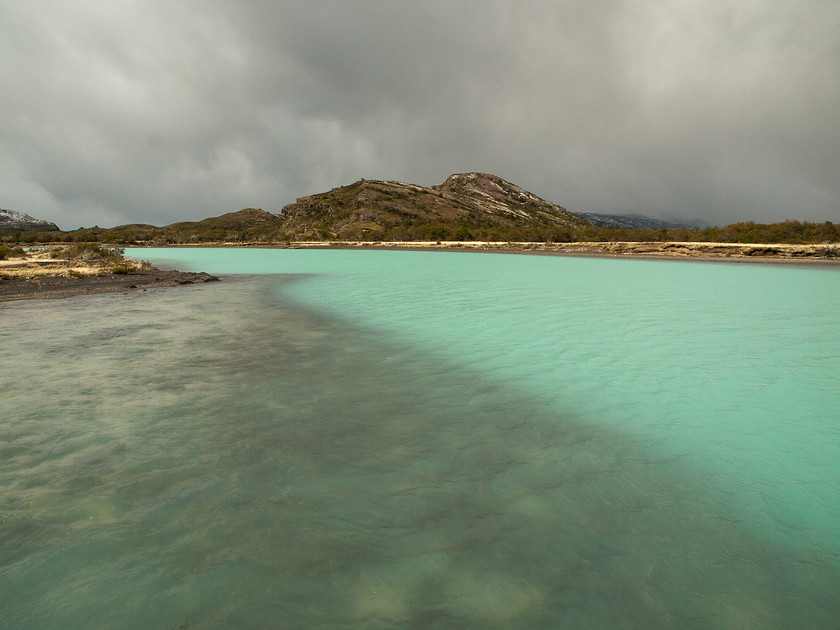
[0,244,148,280]
[1,174,837,249]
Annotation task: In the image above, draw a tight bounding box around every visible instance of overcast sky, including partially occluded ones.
[1,1,838,229]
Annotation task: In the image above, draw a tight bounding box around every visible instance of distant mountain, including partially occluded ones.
[83,209,286,244]
[74,176,585,243]
[280,172,588,239]
[0,208,60,234]
[579,212,708,229]
[55,175,590,242]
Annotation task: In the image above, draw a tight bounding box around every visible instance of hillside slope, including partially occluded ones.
[165,208,286,232]
[280,173,588,240]
[0,209,60,234]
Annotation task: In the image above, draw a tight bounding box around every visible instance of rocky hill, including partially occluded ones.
[280,173,588,240]
[164,208,285,232]
[0,209,60,234]
[81,209,286,244]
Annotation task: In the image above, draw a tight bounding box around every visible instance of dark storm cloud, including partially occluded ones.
[1,1,838,229]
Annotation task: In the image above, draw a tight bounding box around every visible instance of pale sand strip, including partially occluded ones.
[269,240,840,263]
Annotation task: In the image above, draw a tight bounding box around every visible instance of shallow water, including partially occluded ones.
[1,249,839,628]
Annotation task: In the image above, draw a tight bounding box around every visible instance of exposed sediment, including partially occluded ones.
[2,239,836,304]
[274,240,840,262]
[0,268,219,303]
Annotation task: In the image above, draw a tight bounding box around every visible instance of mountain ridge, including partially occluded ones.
[580,212,709,229]
[0,208,60,234]
[5,173,837,246]
[279,172,588,240]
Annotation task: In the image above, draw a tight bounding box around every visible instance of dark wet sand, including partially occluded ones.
[0,268,219,303]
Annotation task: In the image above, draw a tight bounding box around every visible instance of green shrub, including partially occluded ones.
[109,261,135,274]
[53,243,126,263]
[0,246,26,260]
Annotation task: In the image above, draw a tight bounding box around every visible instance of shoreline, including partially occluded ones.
[154,240,840,266]
[3,239,837,303]
[0,267,219,303]
[287,241,840,266]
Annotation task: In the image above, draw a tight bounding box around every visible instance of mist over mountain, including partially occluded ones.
[4,171,837,247]
[580,213,710,230]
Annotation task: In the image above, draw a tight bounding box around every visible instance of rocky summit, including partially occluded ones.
[280,173,588,240]
[0,208,60,234]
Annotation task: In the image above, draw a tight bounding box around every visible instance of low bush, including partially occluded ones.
[52,243,126,263]
[0,246,26,260]
[109,260,137,274]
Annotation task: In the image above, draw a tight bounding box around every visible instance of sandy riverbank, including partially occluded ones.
[261,240,840,265]
[0,269,219,303]
[0,250,218,303]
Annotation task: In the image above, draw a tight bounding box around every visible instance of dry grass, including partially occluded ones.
[0,247,145,279]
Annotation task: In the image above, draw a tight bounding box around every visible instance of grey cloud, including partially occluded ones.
[1,0,838,229]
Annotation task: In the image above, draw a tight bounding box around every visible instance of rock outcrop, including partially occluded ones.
[280,173,588,239]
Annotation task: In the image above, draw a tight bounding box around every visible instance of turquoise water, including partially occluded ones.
[2,248,839,628]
